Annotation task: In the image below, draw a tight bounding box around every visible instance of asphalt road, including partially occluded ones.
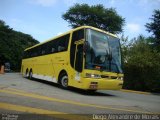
[0,73,160,120]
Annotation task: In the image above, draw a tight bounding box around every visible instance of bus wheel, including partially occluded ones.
[25,69,28,78]
[60,73,68,88]
[29,70,33,80]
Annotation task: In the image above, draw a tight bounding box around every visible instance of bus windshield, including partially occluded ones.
[85,29,123,73]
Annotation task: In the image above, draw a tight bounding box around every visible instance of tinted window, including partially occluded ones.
[41,45,46,55]
[57,34,70,52]
[46,40,57,54]
[23,34,70,59]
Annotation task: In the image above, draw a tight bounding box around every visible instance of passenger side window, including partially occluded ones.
[45,40,57,54]
[57,34,70,52]
[41,45,46,55]
[23,34,70,58]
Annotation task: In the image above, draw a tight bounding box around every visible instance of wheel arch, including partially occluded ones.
[58,69,68,84]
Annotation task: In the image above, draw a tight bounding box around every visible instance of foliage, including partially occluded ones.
[145,9,160,45]
[121,10,160,93]
[122,35,160,92]
[0,20,39,71]
[62,4,125,34]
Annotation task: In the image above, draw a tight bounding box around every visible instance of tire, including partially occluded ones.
[60,73,68,88]
[29,71,33,80]
[25,69,28,78]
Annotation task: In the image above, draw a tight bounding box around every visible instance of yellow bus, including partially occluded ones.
[21,26,123,91]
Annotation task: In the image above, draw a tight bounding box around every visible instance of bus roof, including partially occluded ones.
[24,26,118,51]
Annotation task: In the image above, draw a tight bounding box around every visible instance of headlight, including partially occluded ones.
[85,73,101,79]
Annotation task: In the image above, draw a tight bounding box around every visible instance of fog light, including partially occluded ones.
[117,76,123,80]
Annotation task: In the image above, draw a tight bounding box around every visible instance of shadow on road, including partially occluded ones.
[67,87,115,96]
[29,78,116,97]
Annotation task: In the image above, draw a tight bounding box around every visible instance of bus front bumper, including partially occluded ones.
[81,78,123,90]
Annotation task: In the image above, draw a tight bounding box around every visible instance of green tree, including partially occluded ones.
[120,34,130,65]
[0,20,39,71]
[123,36,160,92]
[145,9,160,45]
[62,4,125,34]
